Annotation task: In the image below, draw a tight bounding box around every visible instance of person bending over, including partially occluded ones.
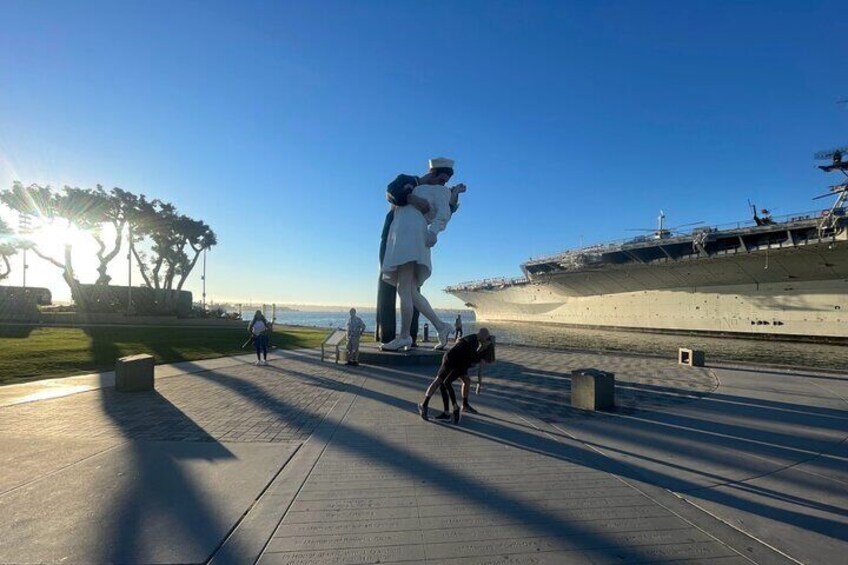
[418,328,496,424]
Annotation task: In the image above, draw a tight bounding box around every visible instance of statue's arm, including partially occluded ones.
[427,187,453,235]
[386,174,416,206]
[449,183,466,214]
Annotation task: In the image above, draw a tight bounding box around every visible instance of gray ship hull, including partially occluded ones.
[448,230,848,340]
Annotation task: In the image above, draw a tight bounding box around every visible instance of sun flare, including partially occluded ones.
[30,220,92,252]
[22,219,105,294]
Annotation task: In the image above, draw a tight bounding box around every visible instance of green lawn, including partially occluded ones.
[0,325,331,386]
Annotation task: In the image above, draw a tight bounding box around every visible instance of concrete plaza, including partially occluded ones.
[0,345,845,564]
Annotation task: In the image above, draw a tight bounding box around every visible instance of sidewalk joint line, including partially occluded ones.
[205,443,303,563]
[252,373,368,564]
[0,440,128,498]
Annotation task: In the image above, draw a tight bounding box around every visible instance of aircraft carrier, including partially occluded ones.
[446,150,848,341]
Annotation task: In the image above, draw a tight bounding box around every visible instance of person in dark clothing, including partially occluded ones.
[454,314,463,339]
[248,310,272,366]
[418,328,496,424]
[376,159,461,346]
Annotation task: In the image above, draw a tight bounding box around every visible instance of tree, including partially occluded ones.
[172,215,217,291]
[128,197,217,293]
[128,196,175,289]
[0,217,17,281]
[61,185,135,284]
[0,183,82,298]
[2,182,218,310]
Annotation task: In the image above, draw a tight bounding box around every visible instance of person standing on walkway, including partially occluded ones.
[454,314,463,340]
[418,328,496,424]
[345,308,366,366]
[376,158,462,347]
[248,310,271,366]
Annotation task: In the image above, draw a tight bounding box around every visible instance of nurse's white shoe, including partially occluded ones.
[434,326,452,350]
[380,336,413,352]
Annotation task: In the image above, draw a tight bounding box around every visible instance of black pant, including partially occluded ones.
[435,358,470,411]
[455,327,463,338]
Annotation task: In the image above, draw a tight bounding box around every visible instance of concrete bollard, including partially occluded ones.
[115,354,155,392]
[571,368,615,411]
[678,348,705,367]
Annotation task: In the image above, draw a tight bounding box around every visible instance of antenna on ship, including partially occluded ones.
[813,100,848,237]
[748,200,775,226]
[627,211,703,240]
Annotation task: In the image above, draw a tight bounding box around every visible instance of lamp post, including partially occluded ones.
[201,247,207,311]
[127,223,132,315]
[17,213,31,288]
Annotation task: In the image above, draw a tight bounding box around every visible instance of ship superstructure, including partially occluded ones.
[446,150,848,340]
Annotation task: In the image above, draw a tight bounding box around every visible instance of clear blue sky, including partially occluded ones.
[1,0,846,307]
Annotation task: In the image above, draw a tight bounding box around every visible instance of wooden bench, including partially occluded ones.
[678,348,705,367]
[321,330,348,363]
[115,354,155,392]
[571,368,615,411]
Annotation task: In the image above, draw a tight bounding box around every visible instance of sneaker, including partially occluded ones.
[418,403,429,421]
[434,412,451,421]
[262,360,269,366]
[254,360,261,366]
[452,407,462,424]
[462,403,479,415]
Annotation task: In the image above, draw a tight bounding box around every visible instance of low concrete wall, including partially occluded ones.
[36,313,245,327]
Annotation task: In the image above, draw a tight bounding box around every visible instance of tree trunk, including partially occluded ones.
[162,261,178,310]
[93,234,110,285]
[0,255,10,280]
[176,248,202,291]
[30,244,86,308]
[130,242,152,288]
[94,220,125,285]
[152,257,164,289]
[163,261,177,290]
[63,244,86,308]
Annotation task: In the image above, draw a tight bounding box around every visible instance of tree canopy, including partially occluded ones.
[0,182,217,297]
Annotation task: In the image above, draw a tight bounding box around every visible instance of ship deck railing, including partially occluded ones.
[444,276,529,292]
[523,208,829,267]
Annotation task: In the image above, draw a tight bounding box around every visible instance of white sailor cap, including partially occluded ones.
[429,157,455,170]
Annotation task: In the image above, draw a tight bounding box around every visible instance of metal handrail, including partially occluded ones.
[445,207,839,291]
[444,276,528,291]
[524,208,827,265]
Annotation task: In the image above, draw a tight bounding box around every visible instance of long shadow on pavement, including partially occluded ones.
[287,351,848,545]
[96,387,242,563]
[189,358,685,562]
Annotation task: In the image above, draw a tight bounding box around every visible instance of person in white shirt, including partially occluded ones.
[380,157,466,352]
[345,308,367,366]
[248,310,271,366]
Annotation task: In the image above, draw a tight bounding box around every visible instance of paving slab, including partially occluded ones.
[521,362,848,565]
[0,441,297,564]
[255,353,783,565]
[0,349,359,564]
[0,344,843,564]
[0,434,123,494]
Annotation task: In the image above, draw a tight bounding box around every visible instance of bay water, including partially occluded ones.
[256,309,847,372]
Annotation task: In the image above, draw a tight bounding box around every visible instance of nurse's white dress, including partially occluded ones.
[381,184,452,287]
